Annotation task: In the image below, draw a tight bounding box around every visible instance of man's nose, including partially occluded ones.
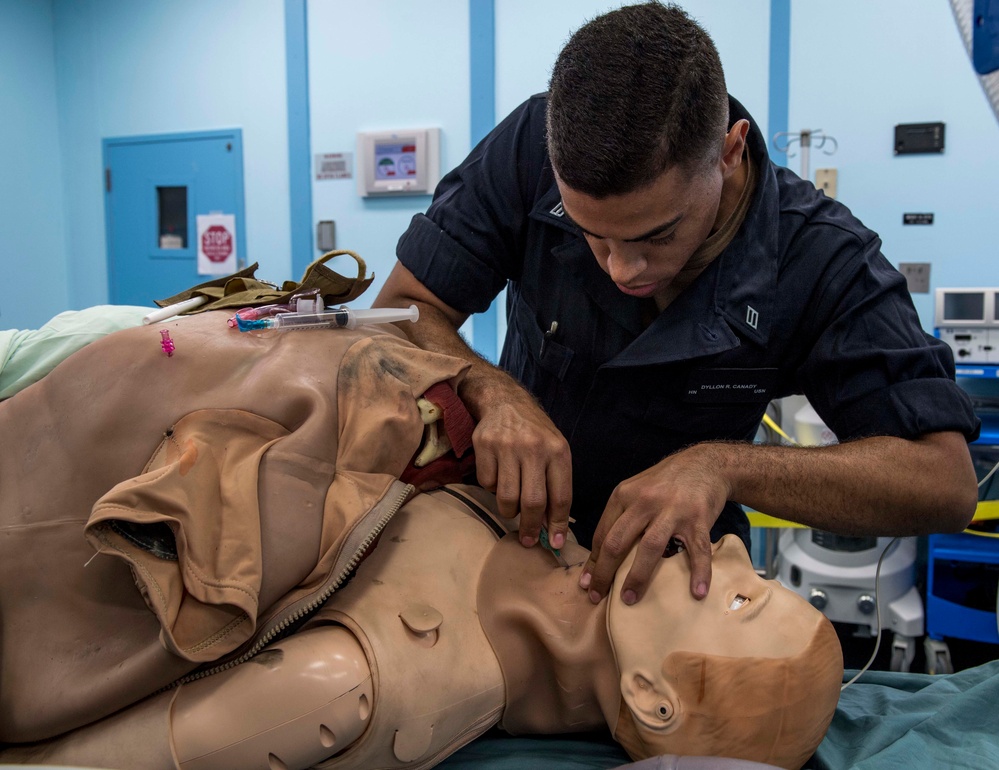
[605,245,647,285]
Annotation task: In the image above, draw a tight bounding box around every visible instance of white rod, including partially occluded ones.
[141,296,209,325]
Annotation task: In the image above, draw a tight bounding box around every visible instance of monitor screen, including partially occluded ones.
[943,291,986,322]
[374,141,417,181]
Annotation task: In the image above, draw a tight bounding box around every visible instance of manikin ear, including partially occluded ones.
[620,672,682,734]
[719,119,750,177]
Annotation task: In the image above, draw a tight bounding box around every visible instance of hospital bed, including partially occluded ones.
[3,307,999,770]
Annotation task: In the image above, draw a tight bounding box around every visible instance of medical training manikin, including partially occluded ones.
[0,312,843,770]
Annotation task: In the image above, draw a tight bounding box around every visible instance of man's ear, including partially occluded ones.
[620,672,682,734]
[719,119,750,176]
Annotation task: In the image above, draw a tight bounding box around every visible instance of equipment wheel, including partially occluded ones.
[923,637,954,675]
[889,634,916,672]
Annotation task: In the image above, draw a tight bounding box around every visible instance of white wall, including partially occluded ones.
[307,0,470,304]
[50,0,291,314]
[0,0,69,329]
[789,0,999,329]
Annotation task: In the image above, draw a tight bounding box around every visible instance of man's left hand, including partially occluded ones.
[579,444,730,604]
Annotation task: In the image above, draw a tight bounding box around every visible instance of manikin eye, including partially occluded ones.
[729,594,750,611]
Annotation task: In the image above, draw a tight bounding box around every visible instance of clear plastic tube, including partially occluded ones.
[235,305,419,332]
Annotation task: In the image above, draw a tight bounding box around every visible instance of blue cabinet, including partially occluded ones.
[924,363,999,665]
[926,533,999,645]
[955,364,999,445]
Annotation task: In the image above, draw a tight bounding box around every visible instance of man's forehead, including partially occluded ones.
[555,167,705,241]
[558,191,686,242]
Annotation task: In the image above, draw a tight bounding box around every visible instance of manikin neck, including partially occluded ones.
[477,536,622,736]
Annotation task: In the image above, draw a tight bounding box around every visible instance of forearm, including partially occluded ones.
[376,262,572,532]
[374,265,538,420]
[410,301,522,404]
[694,431,978,535]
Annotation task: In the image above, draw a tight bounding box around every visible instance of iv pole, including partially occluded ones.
[772,129,838,180]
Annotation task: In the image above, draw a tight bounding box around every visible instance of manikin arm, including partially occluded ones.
[583,430,978,604]
[374,262,572,551]
[0,626,373,770]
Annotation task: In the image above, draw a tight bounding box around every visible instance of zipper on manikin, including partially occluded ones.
[165,482,414,688]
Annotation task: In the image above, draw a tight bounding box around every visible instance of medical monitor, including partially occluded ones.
[935,288,996,327]
[358,128,440,197]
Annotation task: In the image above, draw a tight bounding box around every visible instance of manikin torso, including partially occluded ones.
[311,485,620,768]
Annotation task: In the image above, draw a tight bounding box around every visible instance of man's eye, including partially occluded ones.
[646,232,677,246]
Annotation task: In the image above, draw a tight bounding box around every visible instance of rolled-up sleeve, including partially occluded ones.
[795,232,980,443]
[396,97,547,314]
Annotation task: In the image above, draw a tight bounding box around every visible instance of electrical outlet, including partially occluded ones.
[815,168,837,199]
[898,262,931,293]
[317,220,336,252]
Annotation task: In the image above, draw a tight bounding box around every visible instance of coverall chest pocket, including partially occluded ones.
[645,366,777,440]
[644,393,769,442]
[504,296,573,413]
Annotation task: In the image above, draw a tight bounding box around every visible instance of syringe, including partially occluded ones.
[235,304,419,332]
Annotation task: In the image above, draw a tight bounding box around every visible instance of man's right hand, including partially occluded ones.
[471,386,572,550]
[374,261,573,551]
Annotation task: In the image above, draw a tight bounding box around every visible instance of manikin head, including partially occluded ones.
[546,2,747,300]
[606,535,843,770]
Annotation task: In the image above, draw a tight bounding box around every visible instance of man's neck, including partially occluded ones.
[713,149,750,234]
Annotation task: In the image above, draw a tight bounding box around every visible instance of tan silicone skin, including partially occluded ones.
[0,627,373,770]
[171,626,373,770]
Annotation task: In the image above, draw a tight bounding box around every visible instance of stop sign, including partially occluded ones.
[201,225,233,262]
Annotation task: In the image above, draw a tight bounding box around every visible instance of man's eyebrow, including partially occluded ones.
[563,211,683,242]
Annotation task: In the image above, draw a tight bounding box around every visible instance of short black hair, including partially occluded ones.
[547,2,729,198]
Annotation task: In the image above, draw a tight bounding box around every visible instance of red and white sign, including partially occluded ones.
[201,225,232,262]
[196,213,237,275]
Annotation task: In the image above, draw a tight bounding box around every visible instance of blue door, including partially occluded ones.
[103,130,246,305]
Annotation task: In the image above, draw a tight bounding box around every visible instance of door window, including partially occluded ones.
[157,186,188,249]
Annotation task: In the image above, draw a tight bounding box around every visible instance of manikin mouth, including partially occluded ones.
[663,537,685,558]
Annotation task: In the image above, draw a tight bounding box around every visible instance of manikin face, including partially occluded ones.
[608,534,829,751]
[556,122,747,300]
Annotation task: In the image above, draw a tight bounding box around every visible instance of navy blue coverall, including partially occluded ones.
[396,94,980,548]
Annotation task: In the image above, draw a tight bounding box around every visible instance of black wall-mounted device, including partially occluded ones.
[894,122,946,154]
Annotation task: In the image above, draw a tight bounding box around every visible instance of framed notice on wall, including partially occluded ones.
[196,213,237,276]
